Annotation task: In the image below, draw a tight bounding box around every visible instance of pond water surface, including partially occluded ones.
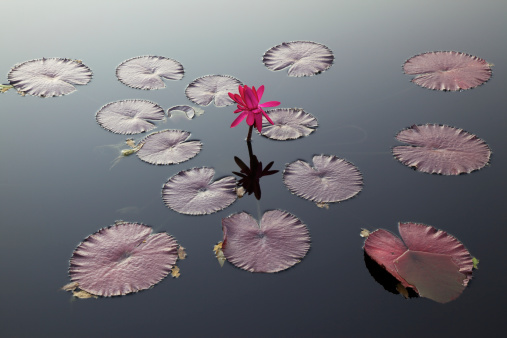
[1,0,506,337]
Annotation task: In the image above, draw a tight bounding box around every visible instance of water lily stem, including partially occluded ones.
[246,125,254,142]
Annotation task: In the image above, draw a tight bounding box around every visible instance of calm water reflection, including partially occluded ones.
[1,0,506,337]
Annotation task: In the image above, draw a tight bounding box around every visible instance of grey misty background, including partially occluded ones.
[1,0,506,337]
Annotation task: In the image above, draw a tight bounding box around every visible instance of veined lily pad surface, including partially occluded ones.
[393,124,491,175]
[96,99,165,135]
[262,41,334,77]
[136,130,202,165]
[185,75,242,107]
[162,167,237,215]
[260,108,318,140]
[69,222,179,297]
[221,210,311,273]
[363,222,474,303]
[283,155,363,203]
[7,58,92,97]
[116,56,184,90]
[403,51,492,91]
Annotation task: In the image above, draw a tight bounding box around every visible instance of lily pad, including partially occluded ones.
[221,210,311,273]
[136,130,202,165]
[116,56,184,90]
[162,167,237,215]
[393,124,491,175]
[69,222,179,297]
[96,99,165,135]
[403,51,492,91]
[262,41,334,77]
[185,75,242,107]
[260,108,318,140]
[167,105,204,119]
[7,58,92,97]
[363,222,474,303]
[283,155,363,203]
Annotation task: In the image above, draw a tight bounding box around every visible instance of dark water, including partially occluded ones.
[1,1,506,337]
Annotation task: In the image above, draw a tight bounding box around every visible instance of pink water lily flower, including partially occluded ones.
[229,85,280,134]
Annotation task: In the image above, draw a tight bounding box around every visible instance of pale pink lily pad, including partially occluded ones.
[116,56,184,90]
[96,100,165,135]
[8,58,92,97]
[403,51,492,91]
[69,222,179,297]
[260,108,318,140]
[185,75,242,107]
[393,124,491,175]
[263,41,334,77]
[136,130,202,165]
[221,210,311,273]
[363,222,474,303]
[283,155,363,203]
[162,167,237,215]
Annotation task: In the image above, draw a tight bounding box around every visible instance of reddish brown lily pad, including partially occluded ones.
[221,210,311,273]
[403,51,492,91]
[363,222,474,303]
[393,124,491,175]
[69,222,179,297]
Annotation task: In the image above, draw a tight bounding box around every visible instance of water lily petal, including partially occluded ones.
[246,111,255,126]
[255,114,263,133]
[256,85,265,101]
[243,86,257,109]
[231,111,248,128]
[259,101,281,108]
[261,110,274,125]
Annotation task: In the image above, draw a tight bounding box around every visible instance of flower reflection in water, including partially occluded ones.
[233,141,278,200]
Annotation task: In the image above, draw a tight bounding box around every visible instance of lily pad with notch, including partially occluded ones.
[162,167,237,215]
[7,58,92,97]
[116,55,184,90]
[220,210,311,273]
[96,99,165,135]
[260,108,318,140]
[185,75,242,107]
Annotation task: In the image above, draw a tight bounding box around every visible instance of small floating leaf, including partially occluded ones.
[171,266,181,278]
[136,130,202,165]
[393,124,491,175]
[472,257,479,269]
[221,210,311,273]
[61,281,79,292]
[116,56,184,90]
[363,222,474,303]
[185,75,242,107]
[403,51,492,91]
[263,41,334,77]
[72,290,98,299]
[96,100,165,135]
[7,58,92,97]
[260,108,318,140]
[213,242,226,267]
[178,246,187,260]
[167,105,204,119]
[69,222,180,297]
[283,155,363,203]
[162,167,237,215]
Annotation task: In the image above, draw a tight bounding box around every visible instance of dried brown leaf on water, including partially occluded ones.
[72,290,97,299]
[61,281,79,291]
[171,266,181,278]
[213,242,226,267]
[178,246,187,260]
